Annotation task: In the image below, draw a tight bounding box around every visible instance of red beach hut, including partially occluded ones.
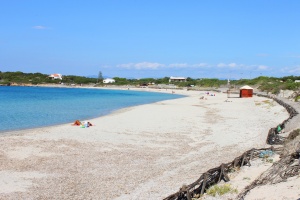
[240,85,253,98]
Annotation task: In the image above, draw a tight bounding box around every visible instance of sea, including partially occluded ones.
[0,86,184,133]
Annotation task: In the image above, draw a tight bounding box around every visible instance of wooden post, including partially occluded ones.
[219,164,230,182]
[180,184,191,200]
[271,146,275,152]
[241,153,246,166]
[247,156,251,166]
[201,173,207,195]
[234,158,238,167]
[242,153,251,167]
[186,189,192,200]
[250,149,254,160]
[223,171,230,182]
[218,164,224,182]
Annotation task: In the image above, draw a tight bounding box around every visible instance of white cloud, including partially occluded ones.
[217,63,241,68]
[101,65,111,69]
[117,62,208,70]
[192,63,208,68]
[281,66,300,74]
[217,63,227,68]
[289,67,300,73]
[162,63,209,68]
[228,63,238,68]
[257,65,268,70]
[117,63,134,69]
[168,63,188,68]
[116,62,273,75]
[33,25,47,29]
[117,62,165,70]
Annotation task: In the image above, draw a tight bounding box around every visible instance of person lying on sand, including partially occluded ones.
[81,121,93,128]
[73,120,82,126]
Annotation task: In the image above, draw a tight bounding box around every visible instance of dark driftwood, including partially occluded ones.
[163,147,279,200]
[257,94,299,145]
[237,151,300,199]
[164,95,299,200]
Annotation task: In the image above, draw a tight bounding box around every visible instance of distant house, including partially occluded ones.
[103,78,115,84]
[169,76,187,82]
[49,74,63,80]
[295,80,300,83]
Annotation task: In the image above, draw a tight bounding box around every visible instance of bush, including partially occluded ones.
[206,184,238,197]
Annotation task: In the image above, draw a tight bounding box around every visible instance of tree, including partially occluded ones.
[98,71,103,83]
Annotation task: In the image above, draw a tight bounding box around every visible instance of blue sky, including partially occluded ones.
[1,1,300,79]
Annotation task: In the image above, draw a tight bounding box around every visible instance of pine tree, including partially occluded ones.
[98,71,103,83]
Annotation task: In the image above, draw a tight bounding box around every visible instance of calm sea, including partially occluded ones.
[0,86,183,133]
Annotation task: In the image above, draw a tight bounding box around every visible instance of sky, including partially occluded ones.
[1,0,300,79]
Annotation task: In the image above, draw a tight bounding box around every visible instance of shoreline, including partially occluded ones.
[0,89,290,199]
[0,86,186,135]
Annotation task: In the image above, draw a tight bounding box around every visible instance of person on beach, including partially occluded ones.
[82,121,93,128]
[73,120,81,126]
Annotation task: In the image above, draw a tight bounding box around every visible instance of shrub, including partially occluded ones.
[206,184,238,197]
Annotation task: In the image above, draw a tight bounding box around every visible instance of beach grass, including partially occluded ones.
[206,183,238,197]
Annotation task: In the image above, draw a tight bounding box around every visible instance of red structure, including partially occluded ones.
[240,85,253,98]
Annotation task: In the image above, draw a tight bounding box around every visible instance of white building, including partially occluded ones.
[103,78,115,84]
[49,74,63,80]
[169,76,187,82]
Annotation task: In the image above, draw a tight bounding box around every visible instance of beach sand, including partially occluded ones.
[0,89,290,199]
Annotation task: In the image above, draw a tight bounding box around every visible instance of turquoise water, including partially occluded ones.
[0,86,183,132]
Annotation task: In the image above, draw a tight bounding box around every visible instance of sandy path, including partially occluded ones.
[0,89,289,199]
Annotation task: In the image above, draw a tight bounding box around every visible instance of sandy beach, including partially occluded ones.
[0,89,289,199]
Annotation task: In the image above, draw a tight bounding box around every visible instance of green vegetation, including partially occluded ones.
[206,184,238,197]
[228,76,300,94]
[110,77,169,86]
[62,75,96,84]
[255,100,274,108]
[0,71,97,85]
[1,71,300,95]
